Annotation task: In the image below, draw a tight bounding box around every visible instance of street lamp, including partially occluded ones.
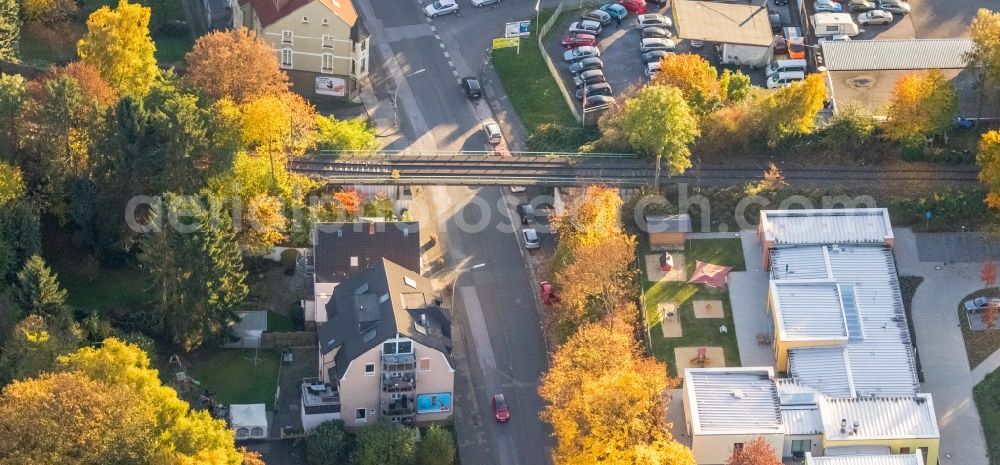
[393,68,426,127]
[450,263,486,309]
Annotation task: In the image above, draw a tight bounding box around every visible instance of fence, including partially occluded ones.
[0,61,45,79]
[536,3,582,123]
[261,331,315,349]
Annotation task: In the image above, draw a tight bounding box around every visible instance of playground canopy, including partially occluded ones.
[687,261,733,288]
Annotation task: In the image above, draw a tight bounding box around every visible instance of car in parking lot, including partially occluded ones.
[461,77,482,99]
[773,35,787,54]
[641,27,672,39]
[563,45,600,62]
[471,0,498,6]
[522,229,540,250]
[600,3,627,19]
[965,297,1000,313]
[517,204,536,224]
[766,70,804,88]
[846,0,875,12]
[635,13,672,30]
[878,0,909,15]
[424,0,458,17]
[569,57,603,74]
[815,0,843,13]
[574,69,607,88]
[642,50,673,64]
[640,38,676,53]
[562,32,597,48]
[645,61,661,78]
[569,20,603,35]
[583,94,616,108]
[575,82,612,100]
[582,9,613,25]
[857,9,892,24]
[619,0,646,14]
[482,120,503,144]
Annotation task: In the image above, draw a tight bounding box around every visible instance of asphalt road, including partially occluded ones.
[355,0,558,463]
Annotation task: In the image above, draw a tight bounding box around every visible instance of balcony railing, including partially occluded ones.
[302,377,341,414]
[382,375,416,392]
[382,406,416,416]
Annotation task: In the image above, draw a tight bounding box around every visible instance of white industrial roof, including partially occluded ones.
[230,403,268,429]
[818,395,939,441]
[673,0,774,47]
[806,452,924,465]
[777,380,824,435]
[685,368,783,435]
[820,39,974,71]
[789,347,854,398]
[772,282,848,340]
[760,209,893,247]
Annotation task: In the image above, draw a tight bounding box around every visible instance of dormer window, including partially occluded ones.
[403,276,417,289]
[302,16,309,23]
[322,18,329,26]
[281,30,293,44]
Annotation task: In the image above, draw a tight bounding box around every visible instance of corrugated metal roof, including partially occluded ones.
[820,39,974,71]
[789,347,854,398]
[819,395,939,440]
[807,453,924,465]
[686,368,783,434]
[761,209,893,247]
[777,380,824,435]
[773,282,848,340]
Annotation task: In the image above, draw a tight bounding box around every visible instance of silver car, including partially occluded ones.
[878,0,910,14]
[522,228,540,250]
[635,13,672,30]
[563,45,600,63]
[640,38,676,53]
[568,20,602,35]
[965,297,1000,313]
[857,9,892,25]
[569,56,603,74]
[581,9,613,25]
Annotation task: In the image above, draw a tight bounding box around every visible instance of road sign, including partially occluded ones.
[505,20,532,38]
[492,37,519,49]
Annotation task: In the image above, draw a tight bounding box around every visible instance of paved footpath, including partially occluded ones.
[892,228,989,465]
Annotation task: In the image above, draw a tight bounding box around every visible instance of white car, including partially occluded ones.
[814,0,843,13]
[483,120,503,144]
[471,0,498,6]
[522,228,540,250]
[878,0,910,15]
[424,0,458,17]
[510,186,527,193]
[568,20,602,35]
[640,38,676,53]
[635,13,672,30]
[857,9,892,25]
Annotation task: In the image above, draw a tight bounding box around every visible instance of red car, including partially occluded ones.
[619,0,646,14]
[492,394,510,422]
[773,35,787,54]
[561,33,597,48]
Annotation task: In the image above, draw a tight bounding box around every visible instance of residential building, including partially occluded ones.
[305,221,420,325]
[236,0,370,100]
[302,258,454,430]
[805,452,925,465]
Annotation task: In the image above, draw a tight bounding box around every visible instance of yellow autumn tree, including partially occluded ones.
[977,130,1000,210]
[554,230,636,327]
[241,92,318,157]
[539,323,695,465]
[653,53,722,113]
[243,194,288,255]
[76,0,158,98]
[752,73,827,146]
[885,69,958,145]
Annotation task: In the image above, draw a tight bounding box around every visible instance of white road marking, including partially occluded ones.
[444,51,450,59]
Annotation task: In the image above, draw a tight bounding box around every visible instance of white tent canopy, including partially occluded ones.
[230,403,268,440]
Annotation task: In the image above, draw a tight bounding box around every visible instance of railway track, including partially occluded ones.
[289,156,981,184]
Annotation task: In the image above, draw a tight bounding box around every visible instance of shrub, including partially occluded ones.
[526,123,599,153]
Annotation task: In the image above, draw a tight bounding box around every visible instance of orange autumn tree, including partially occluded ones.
[983,261,998,288]
[185,28,290,103]
[334,190,363,218]
[539,322,695,465]
[725,437,782,465]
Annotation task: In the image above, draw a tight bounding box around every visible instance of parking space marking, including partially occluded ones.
[444,51,450,59]
[435,34,442,40]
[440,43,446,48]
[449,60,455,68]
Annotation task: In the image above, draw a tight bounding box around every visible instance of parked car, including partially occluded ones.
[582,9,613,25]
[482,120,502,144]
[773,0,789,5]
[765,70,804,89]
[492,394,510,422]
[562,32,597,48]
[818,33,852,43]
[522,228,541,250]
[645,60,661,78]
[517,204,536,224]
[510,186,527,193]
[955,117,976,129]
[461,77,482,99]
[563,45,600,62]
[773,35,788,54]
[599,2,628,19]
[787,36,806,59]
[642,50,673,64]
[635,13,671,30]
[647,0,667,5]
[966,297,1000,313]
[619,0,646,14]
[878,0,909,14]
[856,9,892,25]
[640,38,676,53]
[583,95,616,108]
[575,82,612,100]
[641,27,672,39]
[471,0,498,6]
[574,69,607,88]
[815,0,843,13]
[846,0,876,12]
[424,0,458,17]
[568,56,604,74]
[569,20,602,35]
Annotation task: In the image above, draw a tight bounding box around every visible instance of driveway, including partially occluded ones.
[728,231,774,368]
[893,227,990,465]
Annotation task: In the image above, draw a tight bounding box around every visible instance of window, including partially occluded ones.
[364,363,375,375]
[790,440,811,454]
[360,58,366,74]
[383,340,412,355]
[419,358,430,371]
[397,341,412,354]
[899,448,911,454]
[322,34,333,48]
[391,393,401,399]
[280,49,292,68]
[322,53,334,72]
[404,276,417,289]
[355,408,367,422]
[919,447,929,462]
[301,16,309,23]
[732,443,744,453]
[322,18,329,26]
[350,256,358,267]
[825,25,839,32]
[281,29,293,43]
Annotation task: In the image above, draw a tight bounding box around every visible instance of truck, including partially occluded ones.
[719,43,771,67]
[812,13,860,37]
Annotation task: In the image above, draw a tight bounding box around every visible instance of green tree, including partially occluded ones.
[719,68,752,103]
[0,73,26,155]
[885,70,957,146]
[820,103,877,152]
[0,0,19,62]
[619,84,700,187]
[138,193,248,351]
[306,420,350,465]
[753,73,827,147]
[77,0,158,98]
[0,161,24,205]
[0,199,40,274]
[11,255,70,323]
[416,425,456,465]
[362,192,394,220]
[0,314,82,383]
[145,75,212,193]
[356,422,417,465]
[315,115,379,152]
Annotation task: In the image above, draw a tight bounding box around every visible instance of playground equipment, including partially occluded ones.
[690,347,709,368]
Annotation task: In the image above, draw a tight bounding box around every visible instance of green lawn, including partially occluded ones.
[42,230,146,314]
[492,12,578,134]
[267,311,294,333]
[958,288,1000,368]
[975,370,1000,465]
[642,239,746,377]
[154,35,195,64]
[187,349,280,406]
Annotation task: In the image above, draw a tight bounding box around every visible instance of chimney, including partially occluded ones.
[840,419,847,434]
[369,221,375,235]
[421,313,428,327]
[852,420,860,435]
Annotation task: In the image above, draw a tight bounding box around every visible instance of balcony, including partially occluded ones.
[382,374,416,392]
[382,353,416,372]
[382,398,415,417]
[302,378,341,415]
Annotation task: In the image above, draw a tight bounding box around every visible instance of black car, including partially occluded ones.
[461,77,482,99]
[517,204,536,224]
[575,82,612,101]
[641,50,672,64]
[568,57,603,74]
[583,95,615,108]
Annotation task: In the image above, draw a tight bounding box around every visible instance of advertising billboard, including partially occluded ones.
[416,392,452,414]
[315,76,347,97]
